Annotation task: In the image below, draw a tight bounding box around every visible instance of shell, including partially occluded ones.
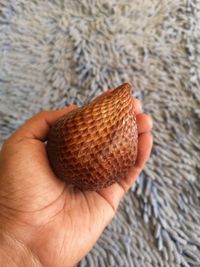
[47,83,138,191]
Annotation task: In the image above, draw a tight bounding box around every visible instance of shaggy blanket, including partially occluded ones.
[0,1,200,266]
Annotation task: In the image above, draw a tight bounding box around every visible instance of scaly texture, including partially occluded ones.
[0,0,199,266]
[47,83,138,191]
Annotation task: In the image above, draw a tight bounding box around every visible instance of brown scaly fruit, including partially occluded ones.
[47,83,138,191]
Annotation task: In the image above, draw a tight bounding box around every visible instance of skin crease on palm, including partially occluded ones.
[0,90,153,267]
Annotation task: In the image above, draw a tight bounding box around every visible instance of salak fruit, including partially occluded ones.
[47,83,138,191]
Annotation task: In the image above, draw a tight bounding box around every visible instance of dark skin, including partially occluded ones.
[0,92,153,267]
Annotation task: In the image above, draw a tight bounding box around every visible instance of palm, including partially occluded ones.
[0,138,114,266]
[27,178,114,267]
[0,94,152,267]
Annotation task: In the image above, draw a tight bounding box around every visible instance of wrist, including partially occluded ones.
[0,230,42,267]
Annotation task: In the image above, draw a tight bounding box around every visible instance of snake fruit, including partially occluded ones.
[47,83,138,191]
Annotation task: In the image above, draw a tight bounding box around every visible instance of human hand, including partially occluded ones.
[0,92,153,267]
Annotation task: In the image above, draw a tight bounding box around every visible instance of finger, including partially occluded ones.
[135,132,153,169]
[98,132,153,210]
[9,105,77,143]
[136,114,153,134]
[119,132,153,192]
[98,183,125,212]
[132,98,142,115]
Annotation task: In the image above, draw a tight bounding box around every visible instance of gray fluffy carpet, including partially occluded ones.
[0,0,200,266]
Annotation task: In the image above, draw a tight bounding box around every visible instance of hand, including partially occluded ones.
[0,93,153,267]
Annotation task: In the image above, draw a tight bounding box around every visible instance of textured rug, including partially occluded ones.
[0,0,200,266]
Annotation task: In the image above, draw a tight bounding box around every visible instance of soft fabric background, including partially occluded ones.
[0,0,200,266]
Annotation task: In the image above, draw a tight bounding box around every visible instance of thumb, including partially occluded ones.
[8,105,77,144]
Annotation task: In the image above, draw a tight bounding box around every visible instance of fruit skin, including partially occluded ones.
[47,83,138,191]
